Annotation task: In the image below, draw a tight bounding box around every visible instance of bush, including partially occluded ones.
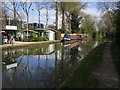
[32,36,49,41]
[32,37,43,41]
[43,36,49,41]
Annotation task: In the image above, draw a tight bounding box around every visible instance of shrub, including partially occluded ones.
[32,37,43,41]
[43,36,49,41]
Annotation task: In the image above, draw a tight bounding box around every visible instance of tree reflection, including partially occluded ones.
[2,40,99,88]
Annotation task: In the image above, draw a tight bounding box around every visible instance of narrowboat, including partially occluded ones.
[62,34,82,41]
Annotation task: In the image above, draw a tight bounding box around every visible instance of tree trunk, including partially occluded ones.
[38,11,40,28]
[68,14,71,33]
[62,10,65,33]
[13,2,16,26]
[1,5,6,30]
[27,14,29,41]
[45,2,48,28]
[55,2,58,30]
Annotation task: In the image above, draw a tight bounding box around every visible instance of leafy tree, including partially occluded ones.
[113,2,120,46]
[58,2,87,33]
[80,15,96,35]
[71,10,81,33]
[97,1,120,43]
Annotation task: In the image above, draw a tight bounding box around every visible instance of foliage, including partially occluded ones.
[71,10,81,33]
[97,2,120,43]
[43,36,49,41]
[57,2,87,33]
[32,36,48,41]
[113,2,120,46]
[32,37,43,41]
[80,14,96,37]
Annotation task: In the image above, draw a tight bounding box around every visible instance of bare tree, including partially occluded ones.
[0,3,7,30]
[45,2,49,28]
[20,2,32,40]
[2,2,23,25]
[55,2,59,30]
[42,2,53,28]
[34,2,44,28]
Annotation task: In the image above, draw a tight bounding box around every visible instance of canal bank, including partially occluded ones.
[0,40,61,50]
[60,41,119,88]
[60,42,105,88]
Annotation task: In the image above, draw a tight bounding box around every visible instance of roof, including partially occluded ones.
[35,28,57,32]
[0,31,7,34]
[19,30,39,33]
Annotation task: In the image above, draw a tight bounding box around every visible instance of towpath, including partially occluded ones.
[92,42,119,88]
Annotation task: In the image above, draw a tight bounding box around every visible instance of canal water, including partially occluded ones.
[2,40,99,88]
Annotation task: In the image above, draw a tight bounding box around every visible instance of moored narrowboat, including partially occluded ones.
[62,34,82,41]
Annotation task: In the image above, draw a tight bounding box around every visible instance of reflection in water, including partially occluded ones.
[2,40,98,88]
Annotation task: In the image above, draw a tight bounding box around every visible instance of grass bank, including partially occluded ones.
[61,42,106,88]
[111,42,120,76]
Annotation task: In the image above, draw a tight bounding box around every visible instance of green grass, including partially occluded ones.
[61,43,106,88]
[111,42,120,76]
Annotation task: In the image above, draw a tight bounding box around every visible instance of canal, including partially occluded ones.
[2,40,99,88]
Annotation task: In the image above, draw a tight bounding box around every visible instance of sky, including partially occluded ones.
[27,2,101,26]
[82,2,101,20]
[5,1,101,27]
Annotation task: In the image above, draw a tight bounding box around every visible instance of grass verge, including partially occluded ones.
[61,42,106,88]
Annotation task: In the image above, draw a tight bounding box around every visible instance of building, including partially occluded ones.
[2,18,26,38]
[35,28,56,41]
[5,19,25,30]
[2,25,17,44]
[28,23,44,30]
[16,30,40,41]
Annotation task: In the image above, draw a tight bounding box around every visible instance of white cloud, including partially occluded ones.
[87,3,92,7]
[82,8,101,18]
[81,0,119,2]
[82,8,101,21]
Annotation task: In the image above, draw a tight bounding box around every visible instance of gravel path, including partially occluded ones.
[92,42,119,88]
